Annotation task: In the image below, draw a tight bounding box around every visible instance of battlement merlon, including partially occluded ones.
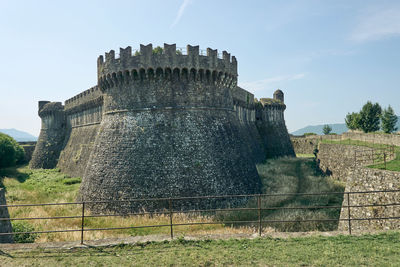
[97,43,238,80]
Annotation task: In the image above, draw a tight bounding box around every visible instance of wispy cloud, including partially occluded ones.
[239,74,306,92]
[350,6,400,42]
[170,0,192,28]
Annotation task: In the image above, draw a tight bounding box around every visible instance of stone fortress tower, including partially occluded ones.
[30,44,295,212]
[30,101,66,169]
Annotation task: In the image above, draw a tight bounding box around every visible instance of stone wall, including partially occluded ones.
[56,94,103,177]
[57,124,100,178]
[64,86,102,110]
[291,136,319,154]
[316,143,377,181]
[339,168,400,231]
[0,189,13,243]
[232,86,265,163]
[18,142,36,163]
[342,131,400,146]
[315,142,400,231]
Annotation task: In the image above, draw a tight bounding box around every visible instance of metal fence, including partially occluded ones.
[1,189,399,244]
[319,135,396,169]
[354,145,395,169]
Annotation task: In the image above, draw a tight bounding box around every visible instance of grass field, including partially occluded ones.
[320,138,394,149]
[1,231,399,266]
[0,158,344,243]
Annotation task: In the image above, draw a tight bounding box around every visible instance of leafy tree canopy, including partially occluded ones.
[0,133,25,168]
[381,105,398,133]
[323,124,332,135]
[345,112,361,130]
[358,101,382,133]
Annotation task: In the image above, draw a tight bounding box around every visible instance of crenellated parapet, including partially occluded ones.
[65,86,102,110]
[97,44,238,92]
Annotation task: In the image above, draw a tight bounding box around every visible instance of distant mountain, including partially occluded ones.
[291,123,348,136]
[291,116,400,136]
[0,129,37,142]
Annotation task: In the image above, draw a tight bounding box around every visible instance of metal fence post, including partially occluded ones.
[347,193,352,235]
[257,195,262,236]
[81,202,85,244]
[169,198,173,239]
[384,152,387,170]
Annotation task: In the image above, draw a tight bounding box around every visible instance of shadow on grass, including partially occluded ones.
[0,164,30,189]
[216,157,345,232]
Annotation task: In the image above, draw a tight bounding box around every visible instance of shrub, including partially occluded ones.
[62,177,82,185]
[304,133,317,136]
[0,133,25,168]
[12,221,38,243]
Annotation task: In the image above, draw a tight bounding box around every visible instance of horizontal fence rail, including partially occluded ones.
[1,190,399,244]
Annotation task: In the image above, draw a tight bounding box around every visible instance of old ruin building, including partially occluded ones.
[30,44,294,212]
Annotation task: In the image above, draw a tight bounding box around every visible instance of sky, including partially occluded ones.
[0,0,399,136]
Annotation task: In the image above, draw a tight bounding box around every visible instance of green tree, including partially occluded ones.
[381,105,398,133]
[359,102,382,133]
[345,112,361,130]
[323,125,332,135]
[152,46,163,55]
[0,133,25,168]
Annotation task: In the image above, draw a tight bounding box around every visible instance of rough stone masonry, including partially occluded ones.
[30,44,295,212]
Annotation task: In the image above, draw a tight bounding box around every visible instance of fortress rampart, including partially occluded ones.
[30,44,294,212]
